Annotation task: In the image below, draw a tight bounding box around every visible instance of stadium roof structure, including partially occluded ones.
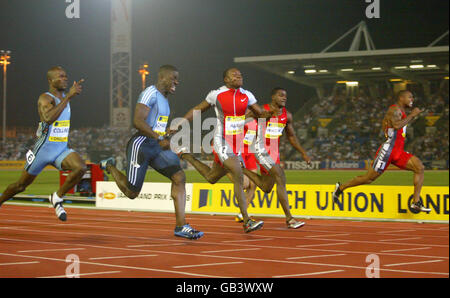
[234,21,449,97]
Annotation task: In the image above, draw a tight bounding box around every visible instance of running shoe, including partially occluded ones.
[174,224,204,240]
[235,213,244,223]
[235,214,257,223]
[100,157,116,173]
[411,199,431,213]
[332,182,343,204]
[243,218,264,233]
[286,218,305,229]
[49,193,67,222]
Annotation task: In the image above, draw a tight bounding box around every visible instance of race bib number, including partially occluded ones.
[265,122,285,139]
[49,120,70,142]
[225,116,245,135]
[243,129,256,145]
[153,116,168,136]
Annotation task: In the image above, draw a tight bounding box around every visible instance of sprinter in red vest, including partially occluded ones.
[239,87,311,228]
[333,90,431,213]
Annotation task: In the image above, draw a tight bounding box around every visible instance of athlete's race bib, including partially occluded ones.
[49,120,70,142]
[225,116,245,135]
[265,122,285,139]
[153,116,169,136]
[243,129,256,145]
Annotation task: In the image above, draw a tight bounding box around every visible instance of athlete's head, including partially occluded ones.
[396,90,414,108]
[271,87,287,108]
[157,65,179,95]
[223,68,243,89]
[47,66,68,91]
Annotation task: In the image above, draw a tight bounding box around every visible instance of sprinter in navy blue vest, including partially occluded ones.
[100,65,203,240]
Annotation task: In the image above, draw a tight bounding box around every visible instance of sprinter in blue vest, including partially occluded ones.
[0,67,87,221]
[100,65,203,240]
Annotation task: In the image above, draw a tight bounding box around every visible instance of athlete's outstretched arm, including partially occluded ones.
[245,108,256,120]
[387,106,423,130]
[133,103,164,140]
[38,80,83,124]
[285,111,311,163]
[248,103,276,119]
[182,100,211,122]
[169,100,211,134]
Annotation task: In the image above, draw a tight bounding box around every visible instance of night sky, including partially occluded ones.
[0,0,448,128]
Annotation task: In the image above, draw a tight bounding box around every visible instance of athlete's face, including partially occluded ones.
[49,69,68,91]
[272,89,287,107]
[161,71,179,95]
[400,91,414,108]
[224,69,243,89]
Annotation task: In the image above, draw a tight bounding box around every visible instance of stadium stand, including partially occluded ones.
[0,80,448,170]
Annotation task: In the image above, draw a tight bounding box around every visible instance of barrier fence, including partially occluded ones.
[96,182,449,223]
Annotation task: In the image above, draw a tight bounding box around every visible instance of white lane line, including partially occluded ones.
[274,269,345,278]
[286,254,347,260]
[379,237,422,242]
[127,243,186,248]
[38,271,121,278]
[384,260,443,267]
[0,251,231,278]
[222,238,274,243]
[173,262,243,269]
[0,261,40,266]
[306,233,350,238]
[307,237,447,248]
[377,229,416,234]
[202,248,261,254]
[18,248,86,253]
[382,247,431,253]
[296,242,349,248]
[89,254,158,260]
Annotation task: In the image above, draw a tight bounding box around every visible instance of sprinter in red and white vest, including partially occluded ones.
[172,68,276,233]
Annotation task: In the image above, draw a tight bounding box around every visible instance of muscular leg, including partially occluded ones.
[242,168,275,193]
[244,170,257,206]
[268,165,294,221]
[181,153,227,184]
[222,156,251,222]
[171,170,187,227]
[183,153,254,225]
[59,152,87,198]
[106,164,140,199]
[404,156,425,203]
[227,170,257,205]
[340,167,381,191]
[0,171,36,207]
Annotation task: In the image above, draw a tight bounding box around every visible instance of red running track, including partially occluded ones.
[0,204,448,278]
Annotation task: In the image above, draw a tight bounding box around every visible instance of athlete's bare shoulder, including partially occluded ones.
[383,105,401,130]
[37,93,54,105]
[387,105,403,121]
[286,109,293,119]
